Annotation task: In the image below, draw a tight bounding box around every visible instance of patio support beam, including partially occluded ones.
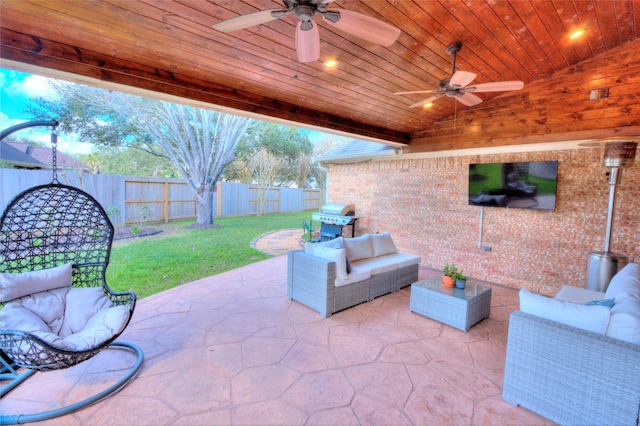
[0,28,410,145]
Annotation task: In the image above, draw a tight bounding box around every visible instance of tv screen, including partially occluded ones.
[468,161,558,211]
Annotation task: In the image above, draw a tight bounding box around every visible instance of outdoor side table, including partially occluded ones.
[409,277,492,332]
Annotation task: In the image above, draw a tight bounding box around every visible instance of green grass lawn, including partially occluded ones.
[106,211,312,299]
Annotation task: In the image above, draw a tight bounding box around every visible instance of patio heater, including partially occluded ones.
[582,138,638,292]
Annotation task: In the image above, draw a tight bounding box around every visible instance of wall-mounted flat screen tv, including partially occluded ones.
[468,161,558,211]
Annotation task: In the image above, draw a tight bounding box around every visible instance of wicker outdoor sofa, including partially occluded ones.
[503,262,640,425]
[287,233,421,317]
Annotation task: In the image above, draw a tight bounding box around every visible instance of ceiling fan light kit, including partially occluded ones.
[396,41,525,108]
[212,0,401,63]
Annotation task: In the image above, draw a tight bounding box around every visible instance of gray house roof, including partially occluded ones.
[6,142,88,170]
[317,139,398,163]
[0,141,47,168]
[1,141,88,170]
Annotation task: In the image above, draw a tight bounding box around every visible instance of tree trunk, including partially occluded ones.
[195,188,214,225]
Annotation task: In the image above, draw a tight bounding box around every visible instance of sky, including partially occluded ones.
[0,67,351,158]
[0,67,92,154]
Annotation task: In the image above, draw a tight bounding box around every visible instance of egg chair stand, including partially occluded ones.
[1,343,143,424]
[0,124,144,423]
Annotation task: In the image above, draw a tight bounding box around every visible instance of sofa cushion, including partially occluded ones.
[370,232,398,257]
[605,262,640,300]
[554,285,605,304]
[313,245,348,280]
[0,263,73,302]
[343,234,373,262]
[352,256,398,275]
[304,237,343,255]
[519,289,610,334]
[606,290,640,343]
[382,253,422,268]
[331,238,351,273]
[335,265,371,288]
[607,312,640,344]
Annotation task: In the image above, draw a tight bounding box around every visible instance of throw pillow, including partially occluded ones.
[519,289,610,334]
[332,239,351,273]
[585,298,615,307]
[0,263,73,303]
[313,245,348,280]
[607,291,640,343]
[370,232,398,257]
[605,262,640,300]
[305,237,343,256]
[343,234,373,262]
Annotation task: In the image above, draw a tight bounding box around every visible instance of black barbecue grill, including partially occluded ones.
[312,203,359,241]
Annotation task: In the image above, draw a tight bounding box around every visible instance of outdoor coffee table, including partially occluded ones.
[409,277,492,332]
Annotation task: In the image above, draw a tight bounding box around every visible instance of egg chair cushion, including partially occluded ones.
[0,285,131,352]
[0,263,73,302]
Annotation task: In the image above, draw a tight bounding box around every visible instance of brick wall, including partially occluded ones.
[327,147,639,295]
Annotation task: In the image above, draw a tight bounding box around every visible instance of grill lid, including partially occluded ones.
[321,203,355,216]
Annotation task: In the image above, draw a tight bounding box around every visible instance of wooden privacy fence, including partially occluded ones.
[125,178,195,225]
[1,169,323,224]
[213,181,322,217]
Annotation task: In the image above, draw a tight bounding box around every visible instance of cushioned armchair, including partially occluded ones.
[503,263,640,425]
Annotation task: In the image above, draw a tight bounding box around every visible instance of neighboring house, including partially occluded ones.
[0,141,47,169]
[0,141,87,170]
[318,139,398,163]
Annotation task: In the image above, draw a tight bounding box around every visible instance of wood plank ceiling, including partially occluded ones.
[1,0,639,151]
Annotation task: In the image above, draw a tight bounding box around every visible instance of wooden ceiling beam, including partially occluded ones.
[0,28,410,145]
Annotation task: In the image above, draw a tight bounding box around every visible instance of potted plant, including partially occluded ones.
[453,270,468,289]
[442,263,457,288]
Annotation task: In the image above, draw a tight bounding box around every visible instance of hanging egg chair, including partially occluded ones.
[0,121,143,424]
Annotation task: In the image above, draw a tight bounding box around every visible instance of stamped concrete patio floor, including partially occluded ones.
[2,255,551,425]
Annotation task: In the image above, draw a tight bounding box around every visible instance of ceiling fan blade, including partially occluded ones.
[295,21,320,63]
[466,81,525,92]
[322,9,400,47]
[212,9,282,32]
[449,70,477,88]
[456,93,483,106]
[394,89,438,95]
[410,94,444,108]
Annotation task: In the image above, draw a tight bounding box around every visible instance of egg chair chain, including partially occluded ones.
[51,130,59,183]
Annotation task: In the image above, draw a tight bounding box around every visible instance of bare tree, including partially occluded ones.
[295,156,311,188]
[248,149,282,217]
[130,99,252,224]
[31,82,254,225]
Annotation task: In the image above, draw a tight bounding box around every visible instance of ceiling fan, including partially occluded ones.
[395,41,524,108]
[212,0,401,63]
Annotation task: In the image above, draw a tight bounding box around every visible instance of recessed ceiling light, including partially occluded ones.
[568,29,585,40]
[422,102,433,108]
[323,59,338,70]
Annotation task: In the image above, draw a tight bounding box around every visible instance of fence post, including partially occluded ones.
[276,187,281,213]
[216,181,222,217]
[163,181,169,223]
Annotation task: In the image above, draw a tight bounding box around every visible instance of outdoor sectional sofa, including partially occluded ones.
[287,233,421,317]
[503,262,640,425]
